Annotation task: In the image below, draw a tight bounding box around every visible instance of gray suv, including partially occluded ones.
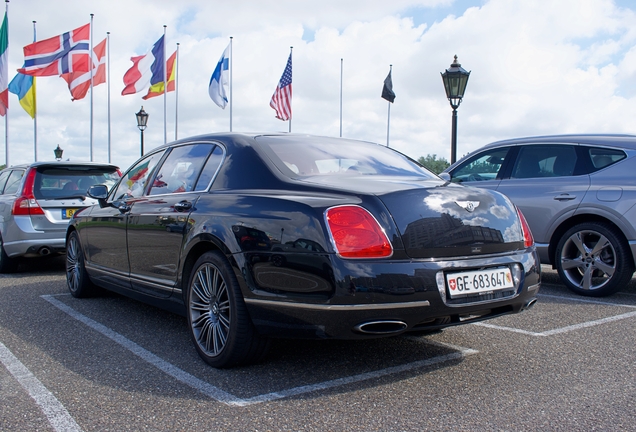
[442,134,636,296]
[0,161,120,272]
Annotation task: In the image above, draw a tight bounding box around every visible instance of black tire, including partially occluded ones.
[0,234,19,273]
[186,251,270,368]
[555,222,635,297]
[66,231,99,298]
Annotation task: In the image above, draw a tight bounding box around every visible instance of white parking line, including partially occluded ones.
[472,293,636,336]
[0,341,83,432]
[41,294,478,407]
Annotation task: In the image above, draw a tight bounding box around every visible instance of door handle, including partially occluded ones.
[174,201,192,212]
[554,194,576,201]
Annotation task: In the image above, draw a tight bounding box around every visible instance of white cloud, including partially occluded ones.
[4,0,636,171]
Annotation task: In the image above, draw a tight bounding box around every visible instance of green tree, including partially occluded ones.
[417,154,449,174]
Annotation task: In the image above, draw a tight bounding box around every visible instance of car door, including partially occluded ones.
[83,151,165,289]
[495,144,591,247]
[126,143,223,297]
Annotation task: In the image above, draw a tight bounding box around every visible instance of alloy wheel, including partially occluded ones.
[189,263,231,357]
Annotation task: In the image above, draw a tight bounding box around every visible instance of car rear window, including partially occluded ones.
[588,147,626,171]
[257,137,435,179]
[33,167,120,199]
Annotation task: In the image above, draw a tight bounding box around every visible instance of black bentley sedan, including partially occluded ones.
[66,133,540,368]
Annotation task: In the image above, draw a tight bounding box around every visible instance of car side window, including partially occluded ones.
[149,144,214,195]
[113,151,164,200]
[588,147,626,172]
[0,170,10,194]
[4,170,25,195]
[194,145,224,191]
[511,145,577,179]
[450,147,509,183]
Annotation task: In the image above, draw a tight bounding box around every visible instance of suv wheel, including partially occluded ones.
[555,222,635,297]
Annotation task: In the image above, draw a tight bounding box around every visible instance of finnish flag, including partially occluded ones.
[209,44,230,109]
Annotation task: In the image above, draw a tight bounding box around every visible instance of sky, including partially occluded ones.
[4,0,636,171]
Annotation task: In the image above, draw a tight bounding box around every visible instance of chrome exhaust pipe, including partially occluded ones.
[354,320,408,335]
[523,298,538,310]
[39,247,51,256]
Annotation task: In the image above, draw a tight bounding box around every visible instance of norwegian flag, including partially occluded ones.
[61,37,106,101]
[17,23,90,77]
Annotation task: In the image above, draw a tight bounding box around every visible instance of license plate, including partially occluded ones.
[62,208,79,219]
[446,267,514,298]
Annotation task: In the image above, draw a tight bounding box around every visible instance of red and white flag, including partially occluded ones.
[17,23,90,77]
[61,38,106,101]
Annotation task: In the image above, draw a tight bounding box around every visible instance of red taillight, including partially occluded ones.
[517,207,534,248]
[11,168,44,216]
[325,205,393,258]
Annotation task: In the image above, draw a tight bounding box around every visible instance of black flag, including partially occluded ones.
[381,71,395,103]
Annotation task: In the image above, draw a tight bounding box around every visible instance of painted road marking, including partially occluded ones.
[0,341,83,432]
[473,293,636,336]
[42,294,477,407]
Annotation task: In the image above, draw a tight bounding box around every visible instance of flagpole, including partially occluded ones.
[162,25,167,144]
[89,13,94,161]
[229,36,232,132]
[289,46,292,133]
[107,31,111,163]
[174,42,179,140]
[32,20,37,161]
[4,0,8,167]
[340,58,343,138]
[386,64,392,147]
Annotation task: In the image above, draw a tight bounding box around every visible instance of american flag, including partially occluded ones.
[270,52,292,121]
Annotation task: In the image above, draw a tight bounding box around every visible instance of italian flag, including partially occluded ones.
[0,12,8,116]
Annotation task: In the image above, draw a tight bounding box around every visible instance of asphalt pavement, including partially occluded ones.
[1,256,635,431]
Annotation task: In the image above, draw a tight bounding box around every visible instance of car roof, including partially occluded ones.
[484,134,636,150]
[148,132,380,152]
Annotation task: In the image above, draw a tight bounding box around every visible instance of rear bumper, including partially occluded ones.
[3,216,67,258]
[242,248,541,339]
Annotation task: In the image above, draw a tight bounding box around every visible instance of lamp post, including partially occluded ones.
[135,106,149,157]
[54,145,63,161]
[441,55,470,164]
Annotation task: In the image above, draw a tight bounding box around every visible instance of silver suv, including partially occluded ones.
[442,134,636,297]
[0,161,120,272]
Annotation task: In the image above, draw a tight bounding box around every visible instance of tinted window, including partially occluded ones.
[451,147,509,183]
[588,147,626,171]
[113,151,165,199]
[0,170,10,194]
[511,145,577,179]
[4,170,24,195]
[33,167,120,199]
[195,145,224,191]
[149,144,215,195]
[260,138,435,179]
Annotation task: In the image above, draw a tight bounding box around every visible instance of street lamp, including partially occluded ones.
[441,55,470,164]
[135,106,149,157]
[54,145,63,161]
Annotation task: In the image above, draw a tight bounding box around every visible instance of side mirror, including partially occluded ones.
[87,184,109,208]
[438,172,451,182]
